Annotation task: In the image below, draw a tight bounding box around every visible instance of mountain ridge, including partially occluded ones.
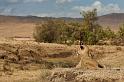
[0,13,124,28]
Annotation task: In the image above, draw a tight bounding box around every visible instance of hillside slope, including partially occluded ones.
[0,13,124,38]
[98,13,124,31]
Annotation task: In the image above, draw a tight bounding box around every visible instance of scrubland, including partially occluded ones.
[0,38,124,82]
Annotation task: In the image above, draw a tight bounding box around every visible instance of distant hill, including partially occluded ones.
[0,13,124,38]
[0,13,124,28]
[0,15,49,23]
[98,13,124,31]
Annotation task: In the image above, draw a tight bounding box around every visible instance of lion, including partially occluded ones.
[76,45,104,69]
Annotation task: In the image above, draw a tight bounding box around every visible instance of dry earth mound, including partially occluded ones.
[49,68,124,82]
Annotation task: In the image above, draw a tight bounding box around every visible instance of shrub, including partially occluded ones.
[33,20,81,45]
[33,9,121,45]
[33,20,61,43]
[118,24,124,43]
[112,24,124,45]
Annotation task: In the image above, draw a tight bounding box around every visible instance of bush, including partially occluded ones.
[103,27,116,40]
[118,24,124,43]
[33,20,61,43]
[112,24,124,45]
[33,9,123,45]
[33,20,81,45]
[33,20,111,45]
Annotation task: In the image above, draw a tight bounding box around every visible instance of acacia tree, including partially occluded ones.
[34,9,114,45]
[80,9,100,45]
[81,9,97,32]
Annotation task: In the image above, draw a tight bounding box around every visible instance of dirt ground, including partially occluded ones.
[0,38,124,82]
[0,23,34,38]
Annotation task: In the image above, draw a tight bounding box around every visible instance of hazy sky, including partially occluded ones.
[0,0,124,17]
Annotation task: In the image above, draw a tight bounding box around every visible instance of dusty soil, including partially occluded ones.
[49,68,124,82]
[0,23,34,38]
[0,38,124,82]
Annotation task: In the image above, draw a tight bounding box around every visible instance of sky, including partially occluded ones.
[0,0,124,17]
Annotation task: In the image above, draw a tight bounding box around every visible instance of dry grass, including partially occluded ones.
[0,23,34,38]
[0,69,51,82]
[49,68,124,82]
[0,39,124,82]
[40,69,52,80]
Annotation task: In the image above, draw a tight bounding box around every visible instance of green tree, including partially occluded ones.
[80,9,101,44]
[59,21,81,45]
[33,9,117,45]
[81,9,97,32]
